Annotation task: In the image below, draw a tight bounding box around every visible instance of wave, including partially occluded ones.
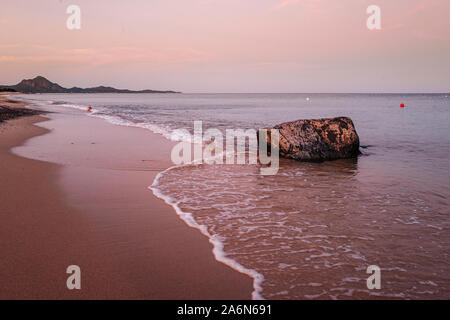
[32,99,192,143]
[24,96,266,300]
[146,136,265,299]
[150,164,265,300]
[91,113,192,142]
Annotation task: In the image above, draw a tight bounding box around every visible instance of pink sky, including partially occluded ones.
[1,0,449,92]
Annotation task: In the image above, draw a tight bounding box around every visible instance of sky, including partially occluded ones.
[1,0,449,93]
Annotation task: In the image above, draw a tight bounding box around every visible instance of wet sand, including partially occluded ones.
[0,96,253,299]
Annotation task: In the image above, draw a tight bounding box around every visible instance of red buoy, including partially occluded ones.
[400,103,405,108]
[87,106,92,112]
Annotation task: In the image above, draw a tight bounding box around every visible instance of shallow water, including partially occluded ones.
[20,93,450,299]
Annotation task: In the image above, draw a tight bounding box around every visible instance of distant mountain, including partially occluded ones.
[0,76,180,94]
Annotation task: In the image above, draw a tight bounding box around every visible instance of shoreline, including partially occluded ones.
[0,95,254,299]
[150,167,265,300]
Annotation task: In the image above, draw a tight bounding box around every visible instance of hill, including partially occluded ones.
[0,76,180,94]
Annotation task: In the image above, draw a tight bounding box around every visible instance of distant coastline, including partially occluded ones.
[0,76,181,94]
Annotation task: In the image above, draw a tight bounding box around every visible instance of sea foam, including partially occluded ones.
[149,162,265,300]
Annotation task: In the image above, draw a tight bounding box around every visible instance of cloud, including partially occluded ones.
[400,0,450,42]
[273,0,322,12]
[275,0,300,9]
[381,23,405,32]
[0,45,208,66]
[252,61,324,69]
[404,0,444,17]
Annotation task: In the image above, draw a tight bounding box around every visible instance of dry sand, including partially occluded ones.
[0,96,253,299]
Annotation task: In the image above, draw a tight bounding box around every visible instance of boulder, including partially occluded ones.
[263,117,360,162]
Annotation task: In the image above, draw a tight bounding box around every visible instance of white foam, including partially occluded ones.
[90,112,192,142]
[18,96,184,142]
[150,164,265,300]
[58,103,89,111]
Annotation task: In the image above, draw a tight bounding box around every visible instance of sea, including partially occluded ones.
[16,93,450,299]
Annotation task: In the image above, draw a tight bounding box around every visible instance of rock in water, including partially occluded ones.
[264,117,360,162]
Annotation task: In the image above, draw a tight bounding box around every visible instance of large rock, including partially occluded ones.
[263,117,360,162]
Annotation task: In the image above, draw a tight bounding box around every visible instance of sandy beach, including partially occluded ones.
[0,95,253,299]
[2,0,450,304]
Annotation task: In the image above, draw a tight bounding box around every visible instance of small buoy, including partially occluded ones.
[306,97,310,101]
[87,106,92,112]
[400,103,405,108]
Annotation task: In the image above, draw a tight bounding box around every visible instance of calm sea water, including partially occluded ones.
[20,93,450,299]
